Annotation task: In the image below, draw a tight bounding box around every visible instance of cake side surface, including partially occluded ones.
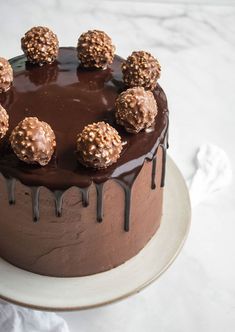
[0,148,163,277]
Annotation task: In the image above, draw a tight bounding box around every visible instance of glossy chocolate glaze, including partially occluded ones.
[0,47,168,230]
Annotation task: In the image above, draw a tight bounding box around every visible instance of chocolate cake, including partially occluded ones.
[0,27,168,277]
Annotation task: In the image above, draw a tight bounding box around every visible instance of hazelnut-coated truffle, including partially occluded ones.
[10,117,56,166]
[77,30,115,69]
[0,57,13,93]
[122,51,161,90]
[21,26,59,65]
[77,122,122,169]
[0,105,9,139]
[115,87,158,134]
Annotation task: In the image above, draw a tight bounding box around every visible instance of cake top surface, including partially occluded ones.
[0,47,168,190]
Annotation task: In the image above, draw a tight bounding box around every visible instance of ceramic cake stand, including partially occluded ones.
[0,156,191,311]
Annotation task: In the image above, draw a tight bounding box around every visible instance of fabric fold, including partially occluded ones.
[188,143,232,207]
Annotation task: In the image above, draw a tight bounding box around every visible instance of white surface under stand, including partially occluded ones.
[0,157,191,311]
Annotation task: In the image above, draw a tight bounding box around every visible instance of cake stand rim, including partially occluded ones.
[0,155,191,311]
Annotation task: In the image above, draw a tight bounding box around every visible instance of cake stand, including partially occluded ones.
[0,156,191,311]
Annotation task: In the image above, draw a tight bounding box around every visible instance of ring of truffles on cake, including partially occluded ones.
[0,27,162,168]
[0,26,168,277]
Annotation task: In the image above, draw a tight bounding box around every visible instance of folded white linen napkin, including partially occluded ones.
[0,300,70,332]
[188,143,232,207]
[0,143,232,332]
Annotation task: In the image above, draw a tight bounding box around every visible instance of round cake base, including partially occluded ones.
[0,156,191,311]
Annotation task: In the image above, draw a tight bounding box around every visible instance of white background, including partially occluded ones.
[0,0,235,331]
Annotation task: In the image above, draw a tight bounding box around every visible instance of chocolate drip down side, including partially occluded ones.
[31,187,41,222]
[5,177,16,205]
[160,132,168,188]
[54,190,64,217]
[0,48,169,231]
[151,157,157,190]
[95,183,104,223]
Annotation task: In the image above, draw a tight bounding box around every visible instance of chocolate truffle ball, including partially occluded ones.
[10,117,56,166]
[21,26,59,65]
[122,51,161,91]
[77,122,122,169]
[0,57,13,93]
[115,87,158,134]
[0,105,9,139]
[77,30,115,69]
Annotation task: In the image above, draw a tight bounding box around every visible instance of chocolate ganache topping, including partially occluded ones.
[0,47,168,230]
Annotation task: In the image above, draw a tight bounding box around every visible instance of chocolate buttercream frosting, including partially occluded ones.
[0,47,168,230]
